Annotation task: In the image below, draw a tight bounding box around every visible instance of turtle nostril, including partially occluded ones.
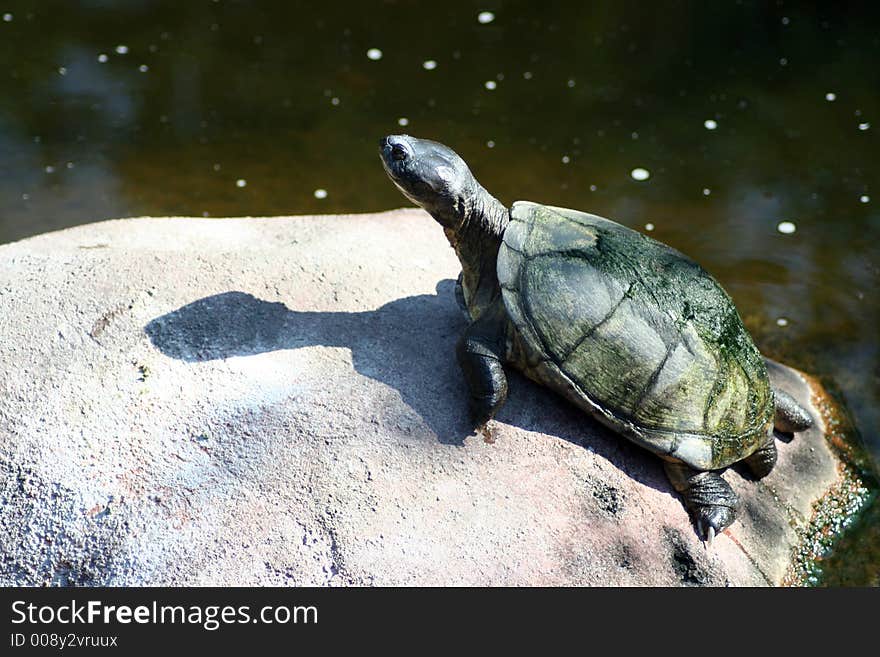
[391,144,408,161]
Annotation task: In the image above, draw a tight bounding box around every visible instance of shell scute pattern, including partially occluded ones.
[499,201,773,467]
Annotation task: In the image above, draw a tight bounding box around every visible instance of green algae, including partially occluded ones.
[784,379,878,586]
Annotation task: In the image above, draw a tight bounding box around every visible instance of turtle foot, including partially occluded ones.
[664,462,740,543]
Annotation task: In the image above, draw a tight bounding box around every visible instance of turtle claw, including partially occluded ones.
[696,504,735,544]
[705,526,716,548]
[696,519,716,547]
[475,421,498,444]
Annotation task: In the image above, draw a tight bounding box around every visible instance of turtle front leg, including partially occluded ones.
[456,303,509,426]
[454,272,471,320]
[663,461,740,543]
[774,388,813,433]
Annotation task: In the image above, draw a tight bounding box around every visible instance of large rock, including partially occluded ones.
[0,210,844,586]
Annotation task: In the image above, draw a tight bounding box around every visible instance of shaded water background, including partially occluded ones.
[0,1,877,583]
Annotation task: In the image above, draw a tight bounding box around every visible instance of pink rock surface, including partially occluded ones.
[0,210,840,585]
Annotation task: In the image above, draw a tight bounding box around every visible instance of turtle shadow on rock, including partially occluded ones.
[143,279,669,493]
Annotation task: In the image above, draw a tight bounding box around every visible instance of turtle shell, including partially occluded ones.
[497,201,773,470]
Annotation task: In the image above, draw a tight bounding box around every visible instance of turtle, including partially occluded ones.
[379,134,814,542]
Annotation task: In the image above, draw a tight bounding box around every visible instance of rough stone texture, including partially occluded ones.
[0,210,841,586]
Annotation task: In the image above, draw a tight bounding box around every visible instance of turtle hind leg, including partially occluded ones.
[774,388,813,433]
[743,388,811,479]
[663,461,740,542]
[743,435,778,479]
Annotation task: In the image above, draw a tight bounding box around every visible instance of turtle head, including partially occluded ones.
[379,134,478,229]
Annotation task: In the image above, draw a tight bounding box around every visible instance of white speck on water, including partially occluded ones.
[782,16,790,25]
[115,44,129,55]
[236,179,247,188]
[138,64,149,72]
[66,161,74,169]
[58,67,67,76]
[858,122,870,131]
[777,220,797,234]
[422,59,437,70]
[477,11,495,24]
[645,223,655,231]
[776,317,789,327]
[589,184,598,191]
[2,13,12,22]
[330,97,340,106]
[825,92,836,101]
[314,188,328,199]
[779,57,788,66]
[631,131,639,140]
[397,117,409,127]
[630,167,650,181]
[148,44,158,53]
[484,80,497,90]
[567,79,576,88]
[561,155,570,164]
[702,188,712,196]
[486,140,495,148]
[22,193,29,200]
[213,163,221,171]
[44,165,55,173]
[202,211,210,217]
[860,195,870,203]
[366,48,383,61]
[97,53,108,63]
[523,71,533,80]
[496,73,504,81]
[704,119,718,130]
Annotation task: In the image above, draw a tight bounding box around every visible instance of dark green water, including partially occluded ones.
[1,1,877,584]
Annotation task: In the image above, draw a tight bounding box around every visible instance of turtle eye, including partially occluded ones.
[391,145,408,161]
